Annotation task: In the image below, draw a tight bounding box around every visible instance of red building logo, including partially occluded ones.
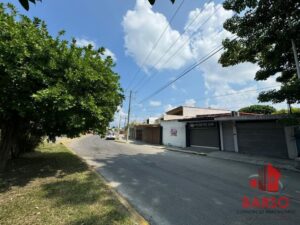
[249,164,283,193]
[242,164,289,209]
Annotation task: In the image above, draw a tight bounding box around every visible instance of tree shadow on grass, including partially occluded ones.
[68,211,129,225]
[0,144,88,193]
[41,172,110,205]
[41,172,132,224]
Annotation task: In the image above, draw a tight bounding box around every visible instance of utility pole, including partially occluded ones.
[291,39,300,79]
[117,112,122,140]
[126,90,132,142]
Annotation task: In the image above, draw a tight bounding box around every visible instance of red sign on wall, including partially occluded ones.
[170,128,177,136]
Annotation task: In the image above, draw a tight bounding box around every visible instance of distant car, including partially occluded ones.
[105,132,116,140]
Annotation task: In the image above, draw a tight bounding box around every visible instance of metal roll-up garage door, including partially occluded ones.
[236,121,288,158]
[222,122,235,152]
[189,122,219,148]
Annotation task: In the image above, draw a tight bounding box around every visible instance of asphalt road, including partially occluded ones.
[69,135,300,225]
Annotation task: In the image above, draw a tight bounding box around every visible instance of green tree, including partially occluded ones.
[219,0,300,105]
[0,4,123,170]
[239,105,276,115]
[274,108,300,114]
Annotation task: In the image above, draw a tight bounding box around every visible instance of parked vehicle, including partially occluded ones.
[105,131,116,140]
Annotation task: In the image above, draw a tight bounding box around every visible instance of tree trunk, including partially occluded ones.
[0,121,19,171]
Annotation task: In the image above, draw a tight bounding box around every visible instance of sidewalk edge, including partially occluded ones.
[164,147,207,156]
[208,154,300,173]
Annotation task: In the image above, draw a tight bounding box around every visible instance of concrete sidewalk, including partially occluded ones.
[166,146,300,173]
[115,139,300,173]
[207,151,300,172]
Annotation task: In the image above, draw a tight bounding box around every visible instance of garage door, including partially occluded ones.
[222,122,235,152]
[143,127,161,145]
[189,123,219,148]
[136,129,143,141]
[237,121,288,158]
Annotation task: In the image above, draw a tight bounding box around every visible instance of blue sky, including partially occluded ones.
[4,0,288,125]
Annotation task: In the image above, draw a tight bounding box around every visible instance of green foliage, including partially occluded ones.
[220,0,300,104]
[0,3,123,168]
[239,105,276,115]
[274,107,300,114]
[0,143,135,225]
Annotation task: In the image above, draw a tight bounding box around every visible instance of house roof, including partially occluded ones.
[215,114,289,121]
[165,106,231,116]
[178,112,261,122]
[134,124,161,128]
[179,114,230,122]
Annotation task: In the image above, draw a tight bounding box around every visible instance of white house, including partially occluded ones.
[160,106,230,148]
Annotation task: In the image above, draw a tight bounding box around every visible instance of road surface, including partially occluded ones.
[69,135,300,225]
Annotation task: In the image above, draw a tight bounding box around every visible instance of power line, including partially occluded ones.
[138,39,232,104]
[131,0,213,91]
[134,5,222,92]
[125,0,185,91]
[170,85,281,106]
[131,85,281,115]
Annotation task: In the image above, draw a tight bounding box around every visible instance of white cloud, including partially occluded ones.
[149,100,162,107]
[76,38,117,61]
[164,104,175,111]
[184,98,196,107]
[76,38,97,48]
[123,1,291,111]
[122,0,193,70]
[103,48,117,62]
[111,106,127,127]
[171,83,177,90]
[117,107,127,117]
[184,2,284,110]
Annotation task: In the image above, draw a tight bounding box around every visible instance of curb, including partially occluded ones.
[164,147,207,156]
[114,139,207,156]
[114,139,299,173]
[92,169,150,225]
[114,140,127,144]
[60,139,150,225]
[207,155,300,173]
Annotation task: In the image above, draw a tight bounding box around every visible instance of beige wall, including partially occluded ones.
[161,108,230,121]
[183,107,230,117]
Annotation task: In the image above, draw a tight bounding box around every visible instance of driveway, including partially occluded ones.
[69,135,300,225]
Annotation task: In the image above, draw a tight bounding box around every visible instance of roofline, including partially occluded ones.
[133,124,161,128]
[215,114,289,121]
[165,106,183,115]
[180,105,231,111]
[165,105,232,115]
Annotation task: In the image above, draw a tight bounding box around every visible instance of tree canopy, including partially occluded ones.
[0,3,123,170]
[219,0,300,105]
[239,105,276,115]
[274,108,300,114]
